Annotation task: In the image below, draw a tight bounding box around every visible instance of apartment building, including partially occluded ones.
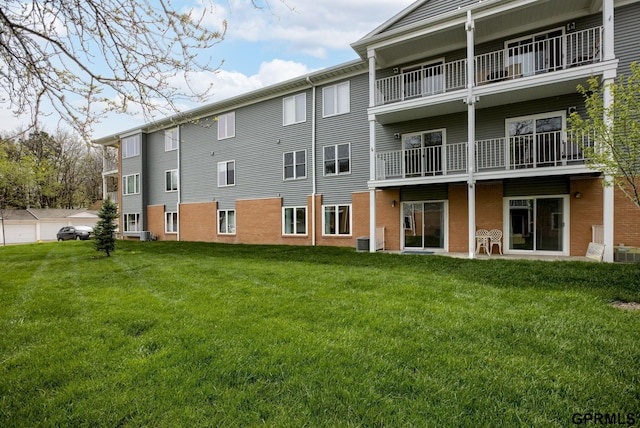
[95,0,640,261]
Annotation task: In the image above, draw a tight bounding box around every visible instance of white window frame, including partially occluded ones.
[217,112,236,140]
[323,143,351,176]
[218,209,236,235]
[502,195,570,256]
[322,204,352,236]
[121,135,140,159]
[283,93,306,126]
[122,173,140,195]
[165,212,178,234]
[504,27,565,75]
[217,160,236,187]
[165,127,178,151]
[322,81,350,118]
[505,110,566,168]
[283,150,307,180]
[165,169,178,192]
[282,206,307,235]
[123,213,140,232]
[401,58,445,99]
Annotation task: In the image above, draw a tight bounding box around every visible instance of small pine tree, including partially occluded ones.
[94,197,118,257]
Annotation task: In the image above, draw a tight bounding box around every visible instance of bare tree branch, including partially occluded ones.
[0,0,237,139]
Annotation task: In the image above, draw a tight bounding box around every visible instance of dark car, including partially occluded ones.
[57,226,93,241]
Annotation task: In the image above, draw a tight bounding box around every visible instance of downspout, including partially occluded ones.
[306,76,317,246]
[177,125,181,241]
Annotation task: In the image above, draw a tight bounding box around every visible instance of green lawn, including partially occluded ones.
[1,241,639,427]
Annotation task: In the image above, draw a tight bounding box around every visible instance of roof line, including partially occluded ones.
[92,59,367,146]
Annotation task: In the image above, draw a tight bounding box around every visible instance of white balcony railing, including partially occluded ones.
[374,131,592,181]
[375,59,467,105]
[103,160,118,173]
[375,26,602,106]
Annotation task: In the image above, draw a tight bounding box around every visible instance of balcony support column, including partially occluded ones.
[369,116,377,253]
[368,50,378,253]
[601,0,615,262]
[602,0,614,61]
[465,10,477,259]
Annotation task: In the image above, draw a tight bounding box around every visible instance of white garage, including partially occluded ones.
[0,209,99,245]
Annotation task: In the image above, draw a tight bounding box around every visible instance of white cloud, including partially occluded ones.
[91,58,312,138]
[172,58,312,103]
[194,0,415,58]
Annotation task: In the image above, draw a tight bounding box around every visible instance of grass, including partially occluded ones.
[1,240,639,427]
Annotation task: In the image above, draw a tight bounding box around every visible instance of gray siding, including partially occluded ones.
[504,176,570,197]
[315,73,370,205]
[120,133,146,230]
[179,120,218,205]
[376,93,585,159]
[146,129,179,210]
[615,3,640,77]
[181,90,314,210]
[385,0,478,33]
[401,184,448,201]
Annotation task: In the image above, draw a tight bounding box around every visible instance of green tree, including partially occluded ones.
[568,62,640,209]
[93,197,118,257]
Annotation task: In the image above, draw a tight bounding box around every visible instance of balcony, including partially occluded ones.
[374,131,593,182]
[374,26,602,107]
[103,160,118,174]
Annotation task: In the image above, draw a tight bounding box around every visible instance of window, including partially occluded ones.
[324,143,350,175]
[165,212,178,233]
[403,60,444,98]
[506,196,567,253]
[283,93,306,126]
[506,28,563,77]
[283,150,306,180]
[217,160,235,187]
[165,169,178,192]
[323,82,350,117]
[123,213,140,232]
[122,135,140,158]
[217,112,235,140]
[283,207,307,235]
[506,112,565,168]
[218,209,236,234]
[323,205,351,236]
[165,128,178,151]
[122,174,140,195]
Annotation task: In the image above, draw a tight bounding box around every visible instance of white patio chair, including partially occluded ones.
[488,229,503,255]
[475,229,490,255]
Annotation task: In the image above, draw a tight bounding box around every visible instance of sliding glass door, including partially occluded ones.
[506,196,567,253]
[403,201,447,250]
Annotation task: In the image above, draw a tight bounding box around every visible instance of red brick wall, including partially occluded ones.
[476,182,503,231]
[352,192,370,243]
[448,184,469,252]
[570,178,603,256]
[376,189,401,250]
[179,202,217,242]
[147,205,165,240]
[614,182,640,247]
[236,197,314,246]
[475,182,504,255]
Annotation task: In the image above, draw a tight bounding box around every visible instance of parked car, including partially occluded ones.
[56,226,93,241]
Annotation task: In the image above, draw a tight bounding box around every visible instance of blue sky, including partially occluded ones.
[0,0,416,139]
